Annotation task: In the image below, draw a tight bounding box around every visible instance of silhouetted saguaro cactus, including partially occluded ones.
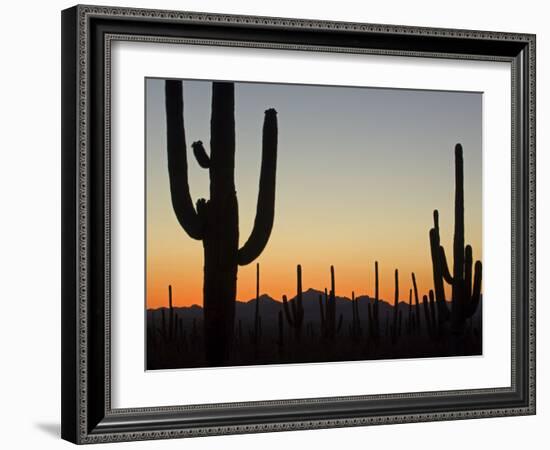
[319,266,343,339]
[423,294,434,338]
[407,288,415,334]
[391,269,399,344]
[368,261,381,340]
[250,263,262,347]
[430,144,483,336]
[168,285,174,340]
[282,265,305,341]
[411,272,421,331]
[350,291,362,342]
[429,210,451,329]
[422,289,438,339]
[165,80,278,365]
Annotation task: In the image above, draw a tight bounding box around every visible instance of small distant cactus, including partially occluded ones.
[407,288,416,334]
[391,269,399,344]
[423,290,438,339]
[319,266,343,339]
[411,273,421,331]
[350,291,362,342]
[367,261,381,340]
[249,263,262,347]
[168,285,174,340]
[282,265,305,341]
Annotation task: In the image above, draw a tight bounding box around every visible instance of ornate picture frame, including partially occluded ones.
[61,4,535,444]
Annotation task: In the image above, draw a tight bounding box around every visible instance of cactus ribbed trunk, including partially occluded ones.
[201,83,239,365]
[165,80,278,366]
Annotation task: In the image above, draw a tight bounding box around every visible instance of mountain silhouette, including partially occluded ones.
[146,287,465,336]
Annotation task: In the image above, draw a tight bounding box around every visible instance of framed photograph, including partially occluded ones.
[61,4,536,444]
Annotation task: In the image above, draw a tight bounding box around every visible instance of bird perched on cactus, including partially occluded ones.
[165,80,278,365]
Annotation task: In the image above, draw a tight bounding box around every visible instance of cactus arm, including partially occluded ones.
[191,140,211,168]
[466,261,482,318]
[412,272,421,328]
[237,109,278,265]
[439,246,454,284]
[437,288,451,323]
[165,80,204,240]
[464,245,473,303]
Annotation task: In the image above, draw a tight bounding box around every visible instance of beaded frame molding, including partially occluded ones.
[61,4,536,444]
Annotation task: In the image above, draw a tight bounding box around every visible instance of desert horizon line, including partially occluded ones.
[146,286,476,311]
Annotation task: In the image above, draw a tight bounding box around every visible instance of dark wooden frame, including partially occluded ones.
[61,4,536,444]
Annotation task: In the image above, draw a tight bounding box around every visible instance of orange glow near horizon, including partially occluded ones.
[145,223,475,309]
[146,259,451,310]
[145,79,482,310]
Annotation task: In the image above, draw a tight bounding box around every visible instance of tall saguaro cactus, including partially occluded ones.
[430,144,482,337]
[165,80,278,365]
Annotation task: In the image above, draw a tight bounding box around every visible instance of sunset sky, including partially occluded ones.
[145,78,482,309]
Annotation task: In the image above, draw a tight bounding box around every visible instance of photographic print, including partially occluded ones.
[145,78,482,370]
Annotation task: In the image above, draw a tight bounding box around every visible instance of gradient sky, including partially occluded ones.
[146,78,482,309]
